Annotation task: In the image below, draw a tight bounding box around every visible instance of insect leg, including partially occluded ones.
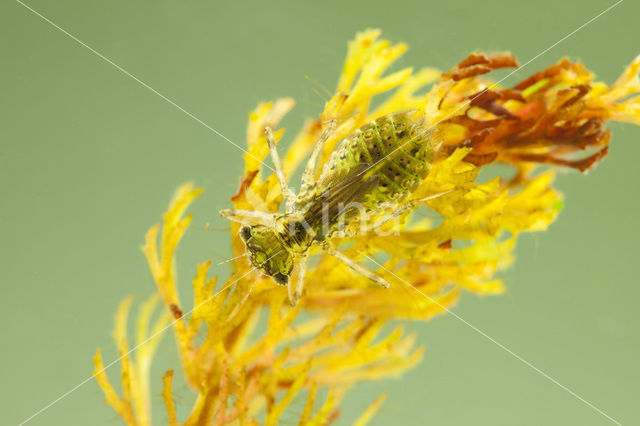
[372,190,453,230]
[325,247,390,288]
[288,253,309,307]
[265,126,296,213]
[219,208,276,226]
[300,119,336,190]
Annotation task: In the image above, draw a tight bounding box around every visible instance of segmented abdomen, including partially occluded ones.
[324,112,435,206]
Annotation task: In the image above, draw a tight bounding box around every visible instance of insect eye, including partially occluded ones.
[273,273,288,285]
[240,226,252,242]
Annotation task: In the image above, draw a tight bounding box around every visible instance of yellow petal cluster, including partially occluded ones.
[94,29,640,424]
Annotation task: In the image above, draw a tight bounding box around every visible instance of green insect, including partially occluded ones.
[220,112,446,306]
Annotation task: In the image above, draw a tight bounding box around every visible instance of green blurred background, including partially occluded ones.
[1,0,638,424]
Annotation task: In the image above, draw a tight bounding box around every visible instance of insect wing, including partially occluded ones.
[303,163,380,230]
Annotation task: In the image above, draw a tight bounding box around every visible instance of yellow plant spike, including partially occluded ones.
[354,393,388,426]
[161,370,179,426]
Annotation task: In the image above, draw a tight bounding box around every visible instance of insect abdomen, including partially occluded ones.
[329,113,435,204]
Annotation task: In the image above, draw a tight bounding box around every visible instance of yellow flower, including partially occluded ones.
[94,29,640,425]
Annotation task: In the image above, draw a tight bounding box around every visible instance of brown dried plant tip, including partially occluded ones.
[94,29,639,425]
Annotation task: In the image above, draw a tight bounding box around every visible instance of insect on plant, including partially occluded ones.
[220,112,448,306]
[92,29,640,426]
